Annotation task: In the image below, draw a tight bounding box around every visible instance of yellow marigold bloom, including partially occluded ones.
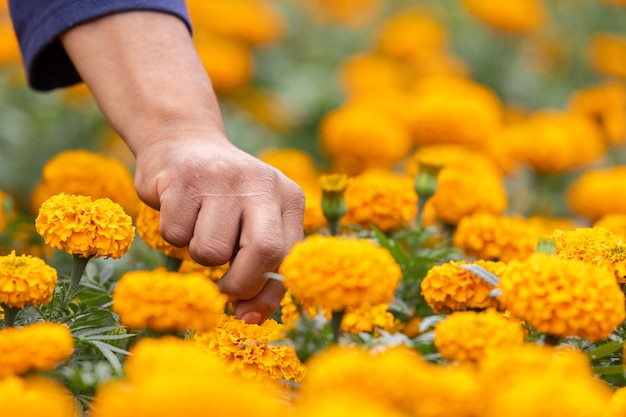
[0,251,57,309]
[179,259,229,281]
[112,269,226,333]
[567,166,626,221]
[421,260,505,313]
[30,149,138,217]
[500,253,625,341]
[568,81,626,145]
[434,309,525,363]
[609,387,626,416]
[453,213,545,262]
[0,375,80,417]
[301,184,326,235]
[35,193,135,259]
[429,165,508,225]
[135,201,189,260]
[551,227,626,284]
[187,0,283,45]
[193,313,306,385]
[320,103,413,175]
[461,0,547,34]
[0,8,21,67]
[294,393,407,417]
[594,214,626,238]
[258,147,319,187]
[374,8,447,61]
[194,32,252,94]
[343,170,417,233]
[279,234,402,312]
[296,0,382,27]
[338,52,412,96]
[91,337,285,417]
[588,32,626,79]
[407,144,502,178]
[0,322,73,376]
[507,110,606,174]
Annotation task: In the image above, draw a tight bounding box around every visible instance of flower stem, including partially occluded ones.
[65,254,92,305]
[165,256,183,272]
[331,310,345,343]
[1,305,20,327]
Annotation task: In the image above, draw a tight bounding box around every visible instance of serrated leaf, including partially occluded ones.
[90,341,124,374]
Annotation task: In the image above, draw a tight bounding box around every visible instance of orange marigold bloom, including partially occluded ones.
[588,32,626,79]
[551,227,626,284]
[179,259,229,281]
[279,234,402,312]
[453,213,545,262]
[193,313,306,385]
[505,110,605,174]
[0,322,74,376]
[421,260,505,313]
[194,32,252,94]
[112,269,226,333]
[338,52,412,96]
[35,193,135,259]
[343,170,417,233]
[187,0,283,45]
[407,144,503,178]
[609,387,626,416]
[135,201,189,260]
[0,375,81,417]
[500,253,625,341]
[30,149,138,217]
[0,251,57,309]
[594,213,626,238]
[301,184,326,235]
[568,81,626,145]
[461,0,547,34]
[296,0,382,27]
[0,6,21,67]
[320,103,413,175]
[429,165,508,225]
[567,166,626,221]
[374,8,447,60]
[434,309,525,363]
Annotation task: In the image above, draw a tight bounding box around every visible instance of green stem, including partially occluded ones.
[417,197,428,227]
[543,334,561,346]
[331,310,345,343]
[1,305,20,327]
[328,218,340,237]
[65,254,92,305]
[165,256,183,272]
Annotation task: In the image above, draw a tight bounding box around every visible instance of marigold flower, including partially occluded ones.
[551,227,626,284]
[461,0,547,34]
[567,166,626,221]
[187,0,284,45]
[434,309,525,363]
[429,165,508,225]
[296,0,382,27]
[588,32,626,79]
[301,184,326,235]
[279,234,402,312]
[338,53,412,96]
[0,375,80,417]
[294,393,406,417]
[0,251,57,309]
[568,81,626,145]
[135,201,189,260]
[30,149,138,217]
[90,337,284,417]
[0,322,73,376]
[258,147,319,187]
[179,259,229,281]
[609,387,626,416]
[320,173,350,235]
[194,32,252,93]
[319,103,413,175]
[0,18,21,67]
[500,253,625,341]
[453,213,546,262]
[35,193,135,259]
[193,313,306,385]
[112,269,226,333]
[594,214,626,238]
[343,170,417,233]
[408,144,502,178]
[421,260,505,313]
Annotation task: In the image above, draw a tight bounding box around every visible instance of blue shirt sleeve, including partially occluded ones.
[8,0,192,91]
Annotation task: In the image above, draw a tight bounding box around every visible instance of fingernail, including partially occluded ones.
[241,311,263,325]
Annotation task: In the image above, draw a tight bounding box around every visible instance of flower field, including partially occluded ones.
[3,0,626,415]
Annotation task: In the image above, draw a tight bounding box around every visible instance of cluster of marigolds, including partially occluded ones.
[3,0,626,416]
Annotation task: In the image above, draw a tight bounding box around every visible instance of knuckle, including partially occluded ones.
[188,239,232,266]
[254,237,285,264]
[220,280,260,301]
[160,224,191,247]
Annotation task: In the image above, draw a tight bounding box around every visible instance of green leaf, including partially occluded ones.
[586,340,624,361]
[591,365,625,376]
[371,226,410,265]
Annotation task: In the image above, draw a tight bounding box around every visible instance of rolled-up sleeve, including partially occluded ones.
[8,0,192,91]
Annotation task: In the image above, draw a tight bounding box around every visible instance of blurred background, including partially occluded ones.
[1,0,625,218]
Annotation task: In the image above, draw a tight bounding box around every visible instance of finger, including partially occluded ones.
[158,189,200,247]
[233,278,286,324]
[281,181,306,252]
[187,197,241,266]
[217,196,285,302]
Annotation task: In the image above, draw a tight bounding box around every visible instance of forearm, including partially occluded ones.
[60,11,229,155]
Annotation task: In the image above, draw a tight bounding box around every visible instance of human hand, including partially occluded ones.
[133,135,304,324]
